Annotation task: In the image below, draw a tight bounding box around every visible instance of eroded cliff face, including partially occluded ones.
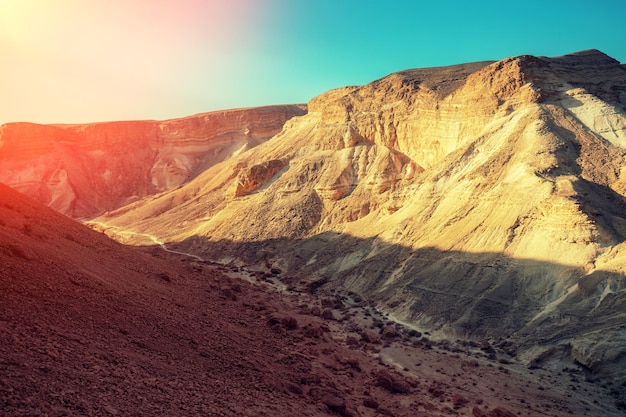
[0,105,306,218]
[89,51,626,382]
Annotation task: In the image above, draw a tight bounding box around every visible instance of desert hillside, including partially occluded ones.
[0,105,305,218]
[2,183,626,416]
[88,50,626,385]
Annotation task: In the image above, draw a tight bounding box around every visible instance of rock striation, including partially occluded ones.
[0,105,306,218]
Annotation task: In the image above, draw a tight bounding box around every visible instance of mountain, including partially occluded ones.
[3,184,625,416]
[0,105,305,218]
[89,50,626,385]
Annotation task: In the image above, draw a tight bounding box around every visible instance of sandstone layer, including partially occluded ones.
[0,105,306,218]
[93,50,626,384]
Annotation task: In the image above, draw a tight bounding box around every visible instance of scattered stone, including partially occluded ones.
[488,407,517,417]
[361,330,381,345]
[363,397,379,409]
[373,369,412,394]
[381,325,398,339]
[452,393,469,409]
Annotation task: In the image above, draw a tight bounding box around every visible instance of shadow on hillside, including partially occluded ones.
[158,232,626,353]
[572,178,626,241]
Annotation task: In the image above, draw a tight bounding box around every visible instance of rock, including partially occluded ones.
[309,306,321,316]
[310,388,352,417]
[266,314,298,330]
[361,330,381,345]
[373,369,412,394]
[380,325,398,339]
[346,336,359,346]
[427,384,446,398]
[234,159,286,197]
[472,406,488,417]
[303,325,324,339]
[488,407,517,417]
[362,397,378,409]
[321,309,335,320]
[452,393,469,409]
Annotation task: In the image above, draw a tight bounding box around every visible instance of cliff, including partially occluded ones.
[0,105,306,218]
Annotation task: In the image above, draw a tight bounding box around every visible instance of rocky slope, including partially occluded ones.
[2,183,625,416]
[0,105,305,218]
[94,50,626,385]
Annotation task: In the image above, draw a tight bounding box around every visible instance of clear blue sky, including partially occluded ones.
[1,0,624,124]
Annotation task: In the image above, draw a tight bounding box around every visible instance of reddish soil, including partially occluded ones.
[1,183,624,416]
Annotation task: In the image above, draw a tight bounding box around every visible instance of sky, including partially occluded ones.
[1,0,625,125]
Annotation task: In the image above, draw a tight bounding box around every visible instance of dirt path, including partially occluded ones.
[85,220,205,261]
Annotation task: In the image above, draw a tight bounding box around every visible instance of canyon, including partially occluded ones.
[94,50,626,385]
[1,183,624,416]
[2,49,626,415]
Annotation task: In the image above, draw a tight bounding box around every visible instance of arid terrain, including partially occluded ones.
[1,183,625,416]
[92,50,626,387]
[0,105,305,218]
[2,49,626,416]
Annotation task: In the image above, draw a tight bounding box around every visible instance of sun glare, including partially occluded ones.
[0,0,264,124]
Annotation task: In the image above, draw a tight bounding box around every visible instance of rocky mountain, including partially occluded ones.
[0,105,305,218]
[3,184,625,416]
[90,50,626,385]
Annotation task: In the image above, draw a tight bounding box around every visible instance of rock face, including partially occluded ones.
[0,105,306,218]
[234,159,286,197]
[16,50,626,383]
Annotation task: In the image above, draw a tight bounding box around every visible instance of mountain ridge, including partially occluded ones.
[0,104,306,218]
[87,50,626,385]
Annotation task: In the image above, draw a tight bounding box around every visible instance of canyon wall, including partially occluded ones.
[0,105,306,218]
[94,50,626,382]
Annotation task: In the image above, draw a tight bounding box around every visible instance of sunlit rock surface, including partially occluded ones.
[0,105,306,218]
